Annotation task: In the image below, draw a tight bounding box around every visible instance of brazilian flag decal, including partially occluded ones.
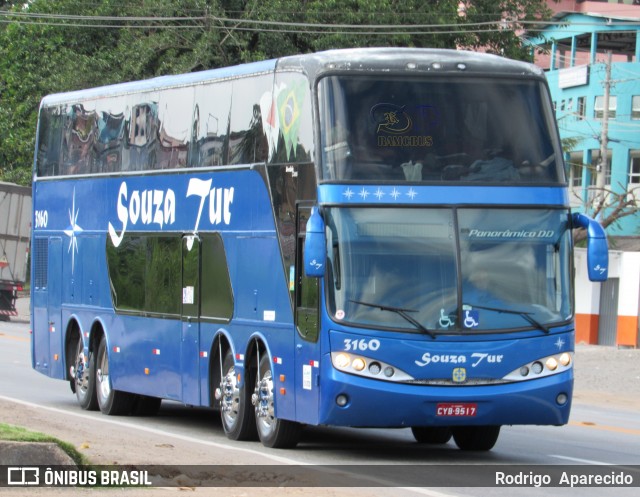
[277,80,307,160]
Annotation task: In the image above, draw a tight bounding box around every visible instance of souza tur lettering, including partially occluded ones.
[415,352,504,367]
[107,178,234,248]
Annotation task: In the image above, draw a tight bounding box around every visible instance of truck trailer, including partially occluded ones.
[0,182,31,318]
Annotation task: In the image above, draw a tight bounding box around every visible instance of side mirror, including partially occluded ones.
[572,213,608,282]
[304,207,326,278]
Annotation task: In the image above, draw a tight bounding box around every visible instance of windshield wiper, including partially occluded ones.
[465,303,550,333]
[350,300,436,338]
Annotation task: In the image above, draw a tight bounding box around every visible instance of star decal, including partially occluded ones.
[390,187,401,200]
[359,187,370,200]
[406,188,418,200]
[374,188,385,200]
[343,187,354,200]
[63,188,83,274]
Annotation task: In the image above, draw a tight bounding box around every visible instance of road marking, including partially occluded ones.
[550,455,613,465]
[0,394,455,496]
[569,420,640,436]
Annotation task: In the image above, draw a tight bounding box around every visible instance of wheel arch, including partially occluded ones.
[209,329,233,409]
[63,318,83,382]
[243,332,271,392]
[87,318,109,368]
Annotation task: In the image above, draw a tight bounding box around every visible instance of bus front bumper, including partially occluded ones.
[317,368,573,428]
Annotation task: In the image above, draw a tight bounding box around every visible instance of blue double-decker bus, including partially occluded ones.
[31,48,608,450]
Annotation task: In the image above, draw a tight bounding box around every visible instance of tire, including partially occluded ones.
[254,354,301,449]
[95,335,135,415]
[219,349,257,441]
[72,337,98,411]
[411,426,452,444]
[452,426,501,451]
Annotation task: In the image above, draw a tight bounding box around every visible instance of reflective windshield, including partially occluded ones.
[325,208,572,334]
[318,76,563,184]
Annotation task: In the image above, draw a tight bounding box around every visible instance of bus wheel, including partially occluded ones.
[72,337,98,411]
[219,350,257,441]
[452,426,500,451]
[253,354,301,448]
[95,335,135,415]
[411,426,452,444]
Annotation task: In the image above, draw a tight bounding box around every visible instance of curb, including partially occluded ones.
[0,441,76,466]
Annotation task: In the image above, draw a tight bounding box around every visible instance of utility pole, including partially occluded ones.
[595,51,612,208]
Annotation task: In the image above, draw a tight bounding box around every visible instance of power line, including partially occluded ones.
[1,9,639,33]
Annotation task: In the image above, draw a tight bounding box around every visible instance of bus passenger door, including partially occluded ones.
[181,235,201,406]
[294,206,320,425]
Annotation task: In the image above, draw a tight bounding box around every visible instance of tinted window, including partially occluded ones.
[156,87,193,169]
[201,234,234,321]
[264,72,315,165]
[318,76,563,184]
[107,234,181,316]
[37,106,65,177]
[192,81,232,167]
[229,76,271,165]
[36,74,277,176]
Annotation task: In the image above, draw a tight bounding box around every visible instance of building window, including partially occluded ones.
[568,152,583,187]
[577,97,586,120]
[630,154,640,185]
[632,96,640,120]
[594,95,617,119]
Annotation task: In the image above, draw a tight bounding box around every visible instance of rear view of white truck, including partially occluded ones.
[0,182,31,318]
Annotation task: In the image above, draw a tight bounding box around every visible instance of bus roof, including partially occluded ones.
[40,48,544,108]
[40,58,277,107]
[276,47,545,80]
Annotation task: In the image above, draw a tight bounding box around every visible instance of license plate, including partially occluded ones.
[436,403,477,417]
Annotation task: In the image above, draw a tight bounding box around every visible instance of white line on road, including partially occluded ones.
[550,455,614,465]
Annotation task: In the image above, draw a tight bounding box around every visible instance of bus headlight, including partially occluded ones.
[352,358,366,371]
[502,351,573,382]
[334,353,350,369]
[330,352,413,382]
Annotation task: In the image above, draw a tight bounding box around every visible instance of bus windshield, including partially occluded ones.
[325,207,572,334]
[318,75,563,184]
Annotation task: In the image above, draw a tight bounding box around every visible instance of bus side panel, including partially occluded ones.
[225,233,297,419]
[31,237,63,378]
[107,314,182,400]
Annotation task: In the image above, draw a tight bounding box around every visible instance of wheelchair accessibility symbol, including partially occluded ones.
[464,310,479,328]
[439,308,455,328]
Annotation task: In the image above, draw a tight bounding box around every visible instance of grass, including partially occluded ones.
[0,422,91,466]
